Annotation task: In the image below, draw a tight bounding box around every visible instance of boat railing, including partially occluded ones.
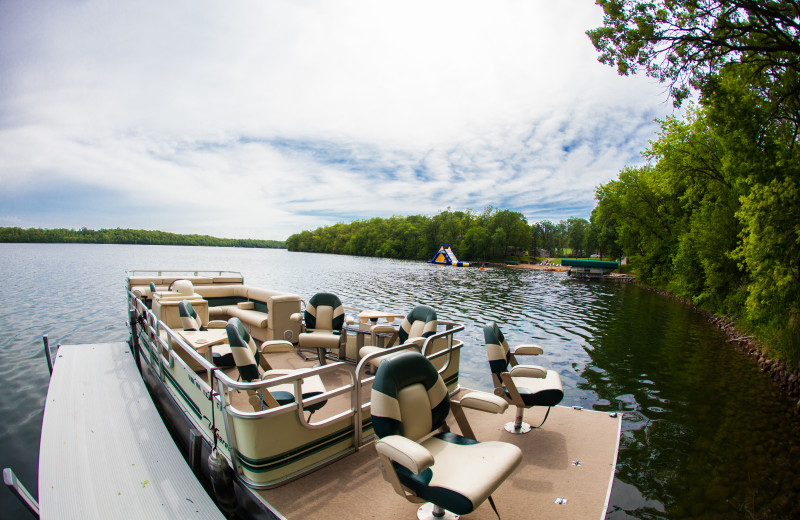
[127,269,244,278]
[127,288,466,484]
[218,363,357,426]
[421,321,464,375]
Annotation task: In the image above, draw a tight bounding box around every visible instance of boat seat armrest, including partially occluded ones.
[454,391,509,414]
[261,340,295,354]
[206,320,227,329]
[407,336,427,347]
[370,324,395,334]
[376,435,434,474]
[261,369,295,380]
[290,312,304,323]
[513,344,544,356]
[508,365,547,378]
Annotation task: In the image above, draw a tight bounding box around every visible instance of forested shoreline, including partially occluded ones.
[285,209,598,263]
[586,1,800,369]
[0,227,285,249]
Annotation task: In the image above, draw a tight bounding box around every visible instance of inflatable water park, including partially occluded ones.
[428,244,471,267]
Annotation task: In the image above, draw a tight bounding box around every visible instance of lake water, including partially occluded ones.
[1,243,798,519]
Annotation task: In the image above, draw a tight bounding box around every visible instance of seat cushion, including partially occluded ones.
[262,369,327,413]
[211,344,235,368]
[395,432,522,515]
[298,330,341,349]
[511,370,564,407]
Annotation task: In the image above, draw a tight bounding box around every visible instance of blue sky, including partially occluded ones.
[0,0,674,240]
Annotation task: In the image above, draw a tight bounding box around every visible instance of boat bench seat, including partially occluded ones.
[129,274,243,298]
[194,285,302,344]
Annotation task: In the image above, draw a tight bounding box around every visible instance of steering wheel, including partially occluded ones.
[167,279,186,292]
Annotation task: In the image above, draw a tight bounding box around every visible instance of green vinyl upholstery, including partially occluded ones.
[359,305,438,367]
[178,300,204,331]
[398,305,438,344]
[297,292,345,365]
[483,321,563,431]
[226,317,326,412]
[371,351,521,516]
[226,317,263,383]
[178,300,234,368]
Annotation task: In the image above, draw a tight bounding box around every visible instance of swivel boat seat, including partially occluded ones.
[292,292,347,365]
[371,351,522,519]
[359,305,438,367]
[483,321,564,433]
[225,317,326,413]
[178,300,235,368]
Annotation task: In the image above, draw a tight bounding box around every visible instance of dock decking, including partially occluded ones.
[38,342,224,519]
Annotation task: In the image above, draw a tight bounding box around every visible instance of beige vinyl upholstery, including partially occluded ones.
[484,321,564,433]
[225,317,326,413]
[293,293,347,365]
[371,351,521,517]
[360,305,437,367]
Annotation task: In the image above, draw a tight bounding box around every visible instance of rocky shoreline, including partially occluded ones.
[500,262,798,411]
[637,284,800,414]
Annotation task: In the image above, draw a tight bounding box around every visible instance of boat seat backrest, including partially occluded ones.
[304,293,344,332]
[179,300,204,331]
[399,305,438,344]
[483,321,511,378]
[371,351,449,442]
[226,317,260,381]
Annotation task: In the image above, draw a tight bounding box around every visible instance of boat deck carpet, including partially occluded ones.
[258,402,621,519]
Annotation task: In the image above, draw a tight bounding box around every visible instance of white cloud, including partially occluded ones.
[0,0,673,239]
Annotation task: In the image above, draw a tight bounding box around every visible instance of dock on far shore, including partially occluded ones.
[38,342,224,519]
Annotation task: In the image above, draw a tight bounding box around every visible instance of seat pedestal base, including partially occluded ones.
[417,503,459,520]
[504,421,532,434]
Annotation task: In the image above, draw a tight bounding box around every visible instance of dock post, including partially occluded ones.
[129,309,143,374]
[189,428,203,479]
[43,335,54,376]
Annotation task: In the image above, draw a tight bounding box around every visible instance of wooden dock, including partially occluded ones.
[38,342,224,519]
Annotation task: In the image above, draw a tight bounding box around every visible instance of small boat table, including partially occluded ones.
[176,329,228,362]
[347,310,407,352]
[357,310,405,324]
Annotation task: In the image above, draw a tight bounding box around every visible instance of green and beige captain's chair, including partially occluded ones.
[178,300,235,368]
[292,292,349,365]
[483,321,564,433]
[225,317,326,413]
[371,351,522,519]
[359,305,438,367]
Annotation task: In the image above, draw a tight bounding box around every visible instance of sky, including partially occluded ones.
[0,0,675,241]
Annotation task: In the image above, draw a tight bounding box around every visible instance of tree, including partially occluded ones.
[565,217,590,257]
[462,226,491,260]
[587,0,800,120]
[532,220,557,256]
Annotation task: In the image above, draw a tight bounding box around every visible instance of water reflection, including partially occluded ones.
[0,245,798,519]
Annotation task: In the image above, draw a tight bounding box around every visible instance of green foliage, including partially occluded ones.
[0,227,285,249]
[589,1,800,365]
[591,65,800,366]
[286,207,551,262]
[587,0,800,116]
